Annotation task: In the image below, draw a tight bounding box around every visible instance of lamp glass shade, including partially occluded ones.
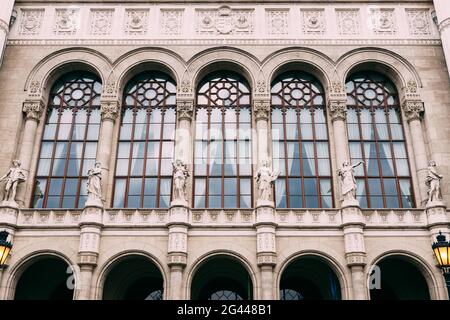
[0,245,10,266]
[434,246,450,267]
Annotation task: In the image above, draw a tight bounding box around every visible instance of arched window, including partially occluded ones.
[113,72,176,208]
[194,72,252,208]
[33,72,102,208]
[346,72,414,208]
[271,71,333,208]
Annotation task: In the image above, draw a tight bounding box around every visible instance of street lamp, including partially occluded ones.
[432,231,450,298]
[0,230,12,267]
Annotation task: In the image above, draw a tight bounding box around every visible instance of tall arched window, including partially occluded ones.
[113,72,176,208]
[271,71,333,208]
[194,71,252,208]
[346,72,414,208]
[33,72,102,208]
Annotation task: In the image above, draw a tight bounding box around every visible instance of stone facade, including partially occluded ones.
[0,0,449,300]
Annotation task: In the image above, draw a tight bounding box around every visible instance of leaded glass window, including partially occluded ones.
[33,72,102,208]
[271,72,333,208]
[113,72,176,208]
[194,72,252,208]
[346,72,414,208]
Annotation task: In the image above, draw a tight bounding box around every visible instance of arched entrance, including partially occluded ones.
[14,256,74,300]
[102,255,164,300]
[370,255,430,300]
[191,255,253,300]
[280,255,341,300]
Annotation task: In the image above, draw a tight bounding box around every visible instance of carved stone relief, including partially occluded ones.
[54,9,80,35]
[336,9,360,35]
[90,9,114,36]
[266,9,289,35]
[196,6,253,35]
[301,9,325,35]
[124,9,149,35]
[407,9,431,36]
[19,9,44,36]
[370,8,397,35]
[161,9,183,35]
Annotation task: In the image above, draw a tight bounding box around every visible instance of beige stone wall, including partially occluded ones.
[0,0,449,301]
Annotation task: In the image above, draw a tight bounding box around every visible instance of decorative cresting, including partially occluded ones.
[22,99,44,121]
[253,99,270,121]
[176,99,194,121]
[100,100,120,121]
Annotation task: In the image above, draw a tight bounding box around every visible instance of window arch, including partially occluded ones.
[33,72,102,208]
[346,72,414,208]
[113,72,176,208]
[271,71,333,208]
[194,71,252,208]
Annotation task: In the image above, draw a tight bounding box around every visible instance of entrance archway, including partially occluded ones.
[370,255,430,300]
[280,255,341,300]
[191,255,253,300]
[14,256,74,300]
[102,255,164,300]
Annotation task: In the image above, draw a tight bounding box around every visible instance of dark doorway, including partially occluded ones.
[15,256,73,300]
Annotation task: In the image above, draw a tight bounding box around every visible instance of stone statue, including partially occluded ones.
[86,162,103,207]
[426,160,443,204]
[0,160,27,206]
[338,161,364,204]
[172,159,189,204]
[255,160,279,205]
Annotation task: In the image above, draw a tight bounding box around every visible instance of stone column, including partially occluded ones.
[402,96,428,206]
[328,100,350,168]
[342,204,368,300]
[97,100,120,202]
[75,205,103,300]
[327,83,351,205]
[433,0,450,79]
[165,99,193,300]
[253,99,271,163]
[0,0,15,67]
[167,206,189,300]
[175,99,194,166]
[253,98,276,300]
[15,100,44,207]
[255,206,277,300]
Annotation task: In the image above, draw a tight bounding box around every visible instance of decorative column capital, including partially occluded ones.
[402,99,424,122]
[328,100,347,122]
[253,99,271,121]
[438,17,450,33]
[100,100,120,121]
[176,99,194,121]
[22,100,44,121]
[0,19,9,34]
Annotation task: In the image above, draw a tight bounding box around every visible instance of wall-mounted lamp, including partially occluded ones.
[9,9,17,28]
[431,10,438,26]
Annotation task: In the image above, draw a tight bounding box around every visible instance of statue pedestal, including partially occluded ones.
[170,199,188,207]
[341,198,360,208]
[0,200,18,209]
[85,196,103,208]
[0,203,19,227]
[425,201,448,238]
[256,199,275,208]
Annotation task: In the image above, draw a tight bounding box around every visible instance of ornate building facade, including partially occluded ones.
[0,0,449,300]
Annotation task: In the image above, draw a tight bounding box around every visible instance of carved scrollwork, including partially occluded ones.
[402,100,424,122]
[177,100,194,120]
[253,99,270,121]
[328,100,347,122]
[22,100,44,121]
[100,100,120,121]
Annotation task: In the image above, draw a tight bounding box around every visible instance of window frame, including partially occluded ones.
[346,72,415,209]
